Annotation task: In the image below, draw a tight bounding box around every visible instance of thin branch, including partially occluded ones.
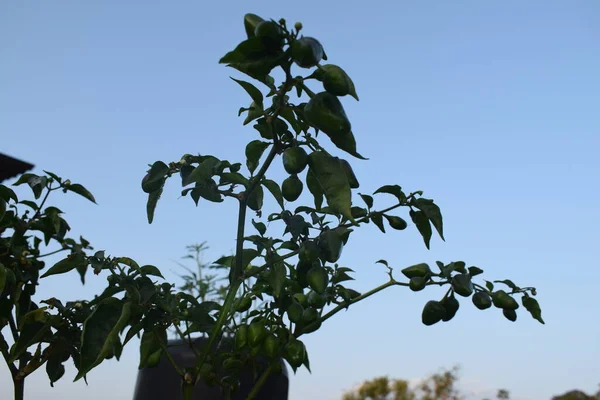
[246,362,279,400]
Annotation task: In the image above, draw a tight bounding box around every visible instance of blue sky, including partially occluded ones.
[1,1,599,399]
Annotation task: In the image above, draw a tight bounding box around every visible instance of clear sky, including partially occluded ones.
[1,1,599,399]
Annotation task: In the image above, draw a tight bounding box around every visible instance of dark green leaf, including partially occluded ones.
[284,214,310,239]
[41,254,87,279]
[359,193,373,209]
[294,206,315,214]
[12,173,38,187]
[0,185,18,202]
[233,249,259,271]
[137,277,157,304]
[262,179,284,210]
[245,140,270,174]
[28,175,47,199]
[253,118,274,139]
[374,185,406,204]
[307,151,354,222]
[66,184,97,204]
[146,187,163,224]
[220,172,250,187]
[376,260,388,267]
[332,269,354,284]
[75,298,124,380]
[468,266,484,276]
[140,265,164,279]
[183,157,219,186]
[313,64,359,100]
[46,357,65,386]
[180,165,194,185]
[279,241,299,251]
[231,77,264,106]
[252,219,266,236]
[213,255,234,268]
[18,307,49,330]
[219,36,284,84]
[269,262,286,298]
[328,130,367,160]
[10,320,50,362]
[19,200,38,210]
[123,323,143,346]
[43,170,62,183]
[116,257,141,273]
[485,281,494,291]
[243,101,264,125]
[410,210,432,249]
[522,295,545,324]
[0,263,6,294]
[494,279,519,291]
[370,212,385,233]
[139,328,166,369]
[279,107,302,134]
[305,169,324,210]
[414,198,444,240]
[193,179,223,203]
[452,261,467,274]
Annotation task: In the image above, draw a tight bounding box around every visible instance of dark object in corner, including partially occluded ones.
[132,337,289,400]
[0,153,34,183]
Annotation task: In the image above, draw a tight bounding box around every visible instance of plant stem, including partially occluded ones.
[37,248,67,258]
[246,362,278,400]
[13,377,24,400]
[298,280,407,337]
[230,198,249,282]
[157,331,184,376]
[193,280,240,383]
[8,313,19,342]
[0,334,18,377]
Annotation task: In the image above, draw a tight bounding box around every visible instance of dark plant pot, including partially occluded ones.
[132,337,289,400]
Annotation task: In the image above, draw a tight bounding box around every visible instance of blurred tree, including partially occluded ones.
[551,389,599,400]
[342,366,461,400]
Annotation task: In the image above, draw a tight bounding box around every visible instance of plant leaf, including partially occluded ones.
[414,198,444,240]
[146,187,163,224]
[0,185,18,202]
[138,328,167,369]
[328,130,367,160]
[269,262,286,298]
[374,185,406,204]
[231,77,263,106]
[10,320,51,362]
[262,179,284,210]
[245,140,270,174]
[183,157,219,187]
[359,193,373,209]
[140,265,164,279]
[494,279,519,291]
[370,212,385,233]
[66,184,97,204]
[75,297,124,380]
[252,219,267,236]
[522,295,545,324]
[41,254,87,278]
[219,37,284,84]
[305,169,324,210]
[307,151,354,222]
[410,210,432,249]
[116,257,141,273]
[220,172,250,187]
